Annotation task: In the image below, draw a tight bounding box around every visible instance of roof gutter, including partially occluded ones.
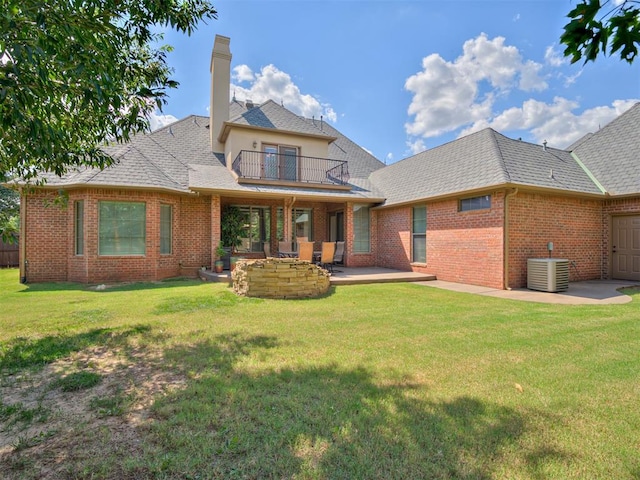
[18,182,194,196]
[190,186,385,204]
[371,182,607,210]
[218,122,338,143]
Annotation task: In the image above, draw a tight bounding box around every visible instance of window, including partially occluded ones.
[263,144,298,181]
[99,201,146,255]
[235,206,271,253]
[74,200,84,255]
[412,206,426,263]
[276,207,313,242]
[353,204,370,253]
[160,204,172,255]
[293,208,312,240]
[460,195,491,212]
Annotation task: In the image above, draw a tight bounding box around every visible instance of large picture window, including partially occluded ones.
[412,205,426,263]
[99,201,146,255]
[160,204,172,255]
[353,205,370,253]
[276,207,313,242]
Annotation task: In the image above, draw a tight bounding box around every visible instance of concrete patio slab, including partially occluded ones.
[416,279,639,305]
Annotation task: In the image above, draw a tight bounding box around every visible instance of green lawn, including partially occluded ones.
[0,268,638,479]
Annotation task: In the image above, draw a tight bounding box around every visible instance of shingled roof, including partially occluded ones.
[225,99,333,140]
[571,102,640,196]
[37,101,386,201]
[368,128,605,208]
[226,99,385,179]
[33,102,638,205]
[38,115,216,193]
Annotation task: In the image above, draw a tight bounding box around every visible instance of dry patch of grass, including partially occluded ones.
[0,345,187,479]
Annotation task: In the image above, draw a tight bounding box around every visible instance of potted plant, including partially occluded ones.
[221,205,245,270]
[214,244,225,273]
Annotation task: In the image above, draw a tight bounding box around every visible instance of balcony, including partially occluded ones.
[231,150,350,187]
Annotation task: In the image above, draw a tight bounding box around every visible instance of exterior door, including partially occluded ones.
[329,212,344,242]
[280,146,298,181]
[612,215,640,281]
[263,145,278,179]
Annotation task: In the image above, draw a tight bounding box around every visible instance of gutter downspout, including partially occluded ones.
[503,188,518,290]
[19,189,27,283]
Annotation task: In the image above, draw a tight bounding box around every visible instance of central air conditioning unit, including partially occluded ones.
[527,258,569,292]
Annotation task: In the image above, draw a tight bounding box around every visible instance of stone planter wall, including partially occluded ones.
[232,258,331,299]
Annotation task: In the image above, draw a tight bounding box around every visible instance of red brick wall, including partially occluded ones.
[22,192,69,282]
[344,202,377,267]
[428,194,505,288]
[507,192,602,288]
[602,197,640,279]
[23,189,213,284]
[177,194,211,270]
[376,194,505,289]
[377,207,411,270]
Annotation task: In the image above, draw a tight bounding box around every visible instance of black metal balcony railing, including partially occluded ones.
[232,150,350,186]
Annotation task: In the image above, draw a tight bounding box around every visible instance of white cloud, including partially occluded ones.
[232,65,255,83]
[404,33,547,140]
[544,45,568,67]
[563,70,583,86]
[147,110,178,131]
[459,98,639,148]
[231,64,337,122]
[406,138,426,155]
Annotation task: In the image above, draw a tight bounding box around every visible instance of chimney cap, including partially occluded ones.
[211,34,232,69]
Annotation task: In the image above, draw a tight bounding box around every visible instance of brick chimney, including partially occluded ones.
[210,35,232,152]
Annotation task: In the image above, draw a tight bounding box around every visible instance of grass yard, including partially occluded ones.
[0,268,639,479]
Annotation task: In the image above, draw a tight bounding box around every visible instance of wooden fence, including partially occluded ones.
[0,240,18,267]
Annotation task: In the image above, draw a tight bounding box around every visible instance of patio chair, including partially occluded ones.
[278,241,293,257]
[295,236,308,252]
[333,241,345,266]
[316,241,336,273]
[297,241,314,262]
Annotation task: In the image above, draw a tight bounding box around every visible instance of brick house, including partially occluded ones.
[14,35,640,288]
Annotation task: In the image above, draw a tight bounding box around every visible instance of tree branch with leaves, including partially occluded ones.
[0,181,20,244]
[561,0,640,64]
[1,0,217,182]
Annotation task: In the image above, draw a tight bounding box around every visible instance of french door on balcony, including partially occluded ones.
[264,145,298,181]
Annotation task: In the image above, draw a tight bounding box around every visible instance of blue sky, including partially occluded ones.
[152,0,639,164]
